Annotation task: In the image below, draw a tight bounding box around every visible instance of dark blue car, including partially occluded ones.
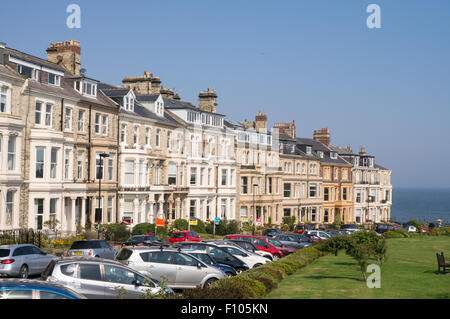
[182,250,237,277]
[0,279,86,299]
[264,228,282,237]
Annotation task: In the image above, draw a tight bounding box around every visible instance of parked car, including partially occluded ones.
[121,235,161,248]
[0,244,55,279]
[264,228,282,237]
[182,249,237,277]
[224,235,285,260]
[169,231,202,243]
[293,224,314,234]
[172,242,250,273]
[41,257,170,299]
[115,247,225,289]
[210,242,271,268]
[273,234,313,249]
[66,240,117,260]
[304,230,331,241]
[340,224,361,233]
[260,236,296,256]
[375,223,397,234]
[0,279,86,299]
[402,225,418,232]
[221,240,273,260]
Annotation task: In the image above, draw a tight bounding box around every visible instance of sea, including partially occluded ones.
[391,188,450,225]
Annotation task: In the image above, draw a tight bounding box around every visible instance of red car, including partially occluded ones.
[169,231,202,243]
[260,236,297,256]
[293,224,314,234]
[224,234,285,261]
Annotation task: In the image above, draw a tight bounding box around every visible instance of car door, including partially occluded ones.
[222,247,251,266]
[77,263,106,299]
[138,251,177,286]
[100,241,116,259]
[29,246,52,274]
[173,252,207,288]
[102,264,151,299]
[207,246,232,266]
[22,246,40,275]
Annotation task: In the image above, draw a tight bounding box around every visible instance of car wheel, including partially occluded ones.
[253,263,262,268]
[225,271,235,277]
[203,278,217,288]
[235,268,245,274]
[19,265,29,279]
[272,254,281,261]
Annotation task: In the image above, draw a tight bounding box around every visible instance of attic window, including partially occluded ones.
[306,146,312,155]
[48,73,61,86]
[317,151,324,158]
[125,96,134,111]
[82,81,97,97]
[330,152,338,159]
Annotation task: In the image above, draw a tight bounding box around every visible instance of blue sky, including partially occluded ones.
[1,0,449,188]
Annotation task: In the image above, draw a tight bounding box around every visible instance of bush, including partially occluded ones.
[132,223,155,236]
[173,219,189,231]
[241,272,278,294]
[383,230,408,238]
[103,223,130,242]
[179,277,257,299]
[191,219,206,234]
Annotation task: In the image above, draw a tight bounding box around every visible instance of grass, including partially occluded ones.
[267,236,450,299]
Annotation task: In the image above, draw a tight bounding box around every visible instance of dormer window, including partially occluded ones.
[124,96,135,112]
[317,151,324,158]
[82,81,97,97]
[330,152,338,159]
[48,73,60,86]
[156,101,164,116]
[306,146,312,155]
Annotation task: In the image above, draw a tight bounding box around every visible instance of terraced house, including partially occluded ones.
[296,129,354,224]
[226,111,283,226]
[274,121,323,225]
[332,146,392,224]
[1,40,119,234]
[0,39,392,232]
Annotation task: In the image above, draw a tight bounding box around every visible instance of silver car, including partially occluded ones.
[41,257,171,299]
[273,234,313,250]
[67,240,117,259]
[0,244,55,278]
[115,247,225,289]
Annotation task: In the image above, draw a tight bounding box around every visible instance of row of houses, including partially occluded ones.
[0,40,392,234]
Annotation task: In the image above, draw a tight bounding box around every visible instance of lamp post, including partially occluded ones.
[96,153,109,239]
[252,183,258,235]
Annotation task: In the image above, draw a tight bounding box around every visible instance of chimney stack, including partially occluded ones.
[160,85,174,99]
[313,128,330,146]
[46,40,81,75]
[359,147,366,156]
[273,121,296,139]
[123,71,162,95]
[199,87,218,113]
[255,110,267,133]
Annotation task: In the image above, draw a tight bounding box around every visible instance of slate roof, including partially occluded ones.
[295,137,351,165]
[4,47,66,73]
[119,101,180,126]
[136,94,160,103]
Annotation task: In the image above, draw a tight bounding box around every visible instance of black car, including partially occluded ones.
[375,223,397,234]
[264,228,282,237]
[121,235,160,248]
[172,242,250,273]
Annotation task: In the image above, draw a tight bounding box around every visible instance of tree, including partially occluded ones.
[43,219,61,238]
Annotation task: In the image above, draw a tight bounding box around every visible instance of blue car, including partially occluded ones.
[182,250,237,277]
[264,228,282,237]
[0,279,86,299]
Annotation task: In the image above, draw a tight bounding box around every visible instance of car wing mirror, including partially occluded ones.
[133,280,142,287]
[197,262,203,268]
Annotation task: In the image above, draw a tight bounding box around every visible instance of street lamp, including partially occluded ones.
[96,153,110,239]
[252,183,258,235]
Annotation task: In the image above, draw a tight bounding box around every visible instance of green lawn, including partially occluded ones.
[267,237,450,299]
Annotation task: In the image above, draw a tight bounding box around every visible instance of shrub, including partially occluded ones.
[132,223,155,236]
[180,277,257,299]
[173,219,189,231]
[103,223,130,242]
[383,230,407,238]
[191,219,206,234]
[241,272,278,294]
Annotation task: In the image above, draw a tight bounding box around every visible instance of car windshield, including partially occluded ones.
[172,233,186,238]
[70,241,102,249]
[267,238,281,246]
[0,249,10,258]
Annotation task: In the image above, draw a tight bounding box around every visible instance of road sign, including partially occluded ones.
[214,217,221,225]
[241,218,249,224]
[156,219,165,227]
[190,220,198,226]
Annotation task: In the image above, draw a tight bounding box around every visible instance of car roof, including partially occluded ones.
[0,244,37,249]
[52,257,123,266]
[121,247,179,252]
[0,279,82,295]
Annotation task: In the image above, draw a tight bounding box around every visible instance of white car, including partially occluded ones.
[115,247,225,289]
[404,225,417,232]
[213,244,271,268]
[305,230,331,240]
